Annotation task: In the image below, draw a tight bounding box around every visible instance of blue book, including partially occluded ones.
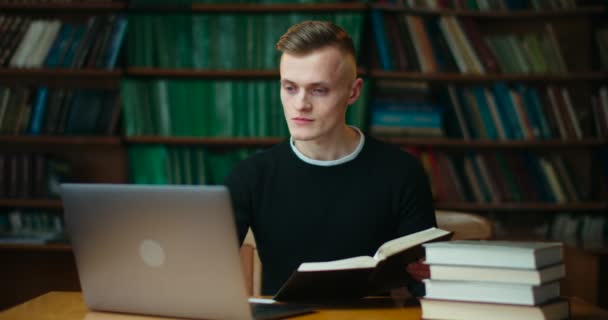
[522,86,552,139]
[61,25,87,67]
[27,87,49,135]
[454,89,479,139]
[503,0,527,10]
[370,9,393,71]
[372,101,441,112]
[472,86,498,140]
[371,109,442,128]
[492,83,523,139]
[523,152,555,202]
[44,23,73,67]
[424,18,458,73]
[103,15,128,69]
[65,90,103,135]
[467,154,492,202]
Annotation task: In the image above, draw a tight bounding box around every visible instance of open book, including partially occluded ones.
[273,227,452,302]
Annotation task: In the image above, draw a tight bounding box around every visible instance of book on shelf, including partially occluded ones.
[0,209,65,245]
[0,153,71,199]
[2,15,127,69]
[129,13,363,69]
[272,227,452,302]
[0,87,120,136]
[391,0,577,11]
[420,298,569,320]
[423,240,563,269]
[370,10,573,75]
[444,83,594,141]
[404,149,586,204]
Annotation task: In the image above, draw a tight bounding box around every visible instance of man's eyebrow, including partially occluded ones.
[280,79,330,87]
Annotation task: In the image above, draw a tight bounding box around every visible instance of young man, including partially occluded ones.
[224,21,435,296]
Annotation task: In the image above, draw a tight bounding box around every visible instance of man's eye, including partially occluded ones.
[284,86,296,93]
[312,88,327,95]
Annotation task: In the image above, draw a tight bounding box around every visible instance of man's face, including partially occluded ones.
[279,46,360,142]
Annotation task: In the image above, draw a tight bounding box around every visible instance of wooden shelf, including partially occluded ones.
[0,243,71,252]
[0,136,122,146]
[0,199,62,209]
[125,136,606,148]
[0,68,122,88]
[128,3,366,12]
[127,68,368,78]
[435,202,608,212]
[0,68,122,78]
[380,138,607,149]
[125,136,284,146]
[0,1,126,11]
[370,4,607,18]
[370,71,608,82]
[126,68,279,79]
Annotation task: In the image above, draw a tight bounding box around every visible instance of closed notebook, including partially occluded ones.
[421,298,569,320]
[273,227,452,302]
[429,264,565,285]
[423,240,563,269]
[423,279,560,305]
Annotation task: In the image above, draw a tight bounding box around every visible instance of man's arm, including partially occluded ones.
[397,157,436,297]
[397,158,437,236]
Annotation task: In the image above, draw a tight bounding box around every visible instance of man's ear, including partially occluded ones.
[347,78,364,105]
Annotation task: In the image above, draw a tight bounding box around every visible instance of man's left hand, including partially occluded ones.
[406,259,430,282]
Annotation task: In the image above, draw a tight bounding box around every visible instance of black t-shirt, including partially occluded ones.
[224,135,436,294]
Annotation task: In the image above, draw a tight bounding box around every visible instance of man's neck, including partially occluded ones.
[293,126,360,161]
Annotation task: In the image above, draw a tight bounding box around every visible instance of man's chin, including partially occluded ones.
[289,132,317,142]
[288,127,317,141]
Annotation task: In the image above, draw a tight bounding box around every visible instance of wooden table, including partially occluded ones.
[1,291,607,320]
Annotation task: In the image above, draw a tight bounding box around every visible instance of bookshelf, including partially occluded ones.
[1,0,607,310]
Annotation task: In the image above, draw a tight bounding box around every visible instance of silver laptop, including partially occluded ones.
[61,183,312,320]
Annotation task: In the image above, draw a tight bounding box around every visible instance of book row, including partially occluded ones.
[371,12,570,73]
[549,213,607,249]
[128,13,363,69]
[0,15,127,69]
[445,84,600,140]
[121,79,369,137]
[406,148,590,203]
[0,86,121,136]
[370,80,444,137]
[370,81,605,140]
[377,0,579,11]
[0,209,65,244]
[0,153,70,200]
[128,145,255,185]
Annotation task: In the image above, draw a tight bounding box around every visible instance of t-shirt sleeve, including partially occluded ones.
[223,160,254,245]
[397,156,437,237]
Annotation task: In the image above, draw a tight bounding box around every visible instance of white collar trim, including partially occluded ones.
[290,126,365,167]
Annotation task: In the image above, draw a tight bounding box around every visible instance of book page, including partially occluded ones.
[297,256,377,272]
[374,227,451,260]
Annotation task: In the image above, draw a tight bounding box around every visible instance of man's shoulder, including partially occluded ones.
[365,135,420,166]
[233,139,291,170]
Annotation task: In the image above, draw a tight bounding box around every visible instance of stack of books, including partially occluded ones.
[420,241,569,320]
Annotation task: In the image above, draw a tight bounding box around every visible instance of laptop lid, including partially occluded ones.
[61,183,252,319]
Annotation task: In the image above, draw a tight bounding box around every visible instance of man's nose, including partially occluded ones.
[294,92,312,111]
